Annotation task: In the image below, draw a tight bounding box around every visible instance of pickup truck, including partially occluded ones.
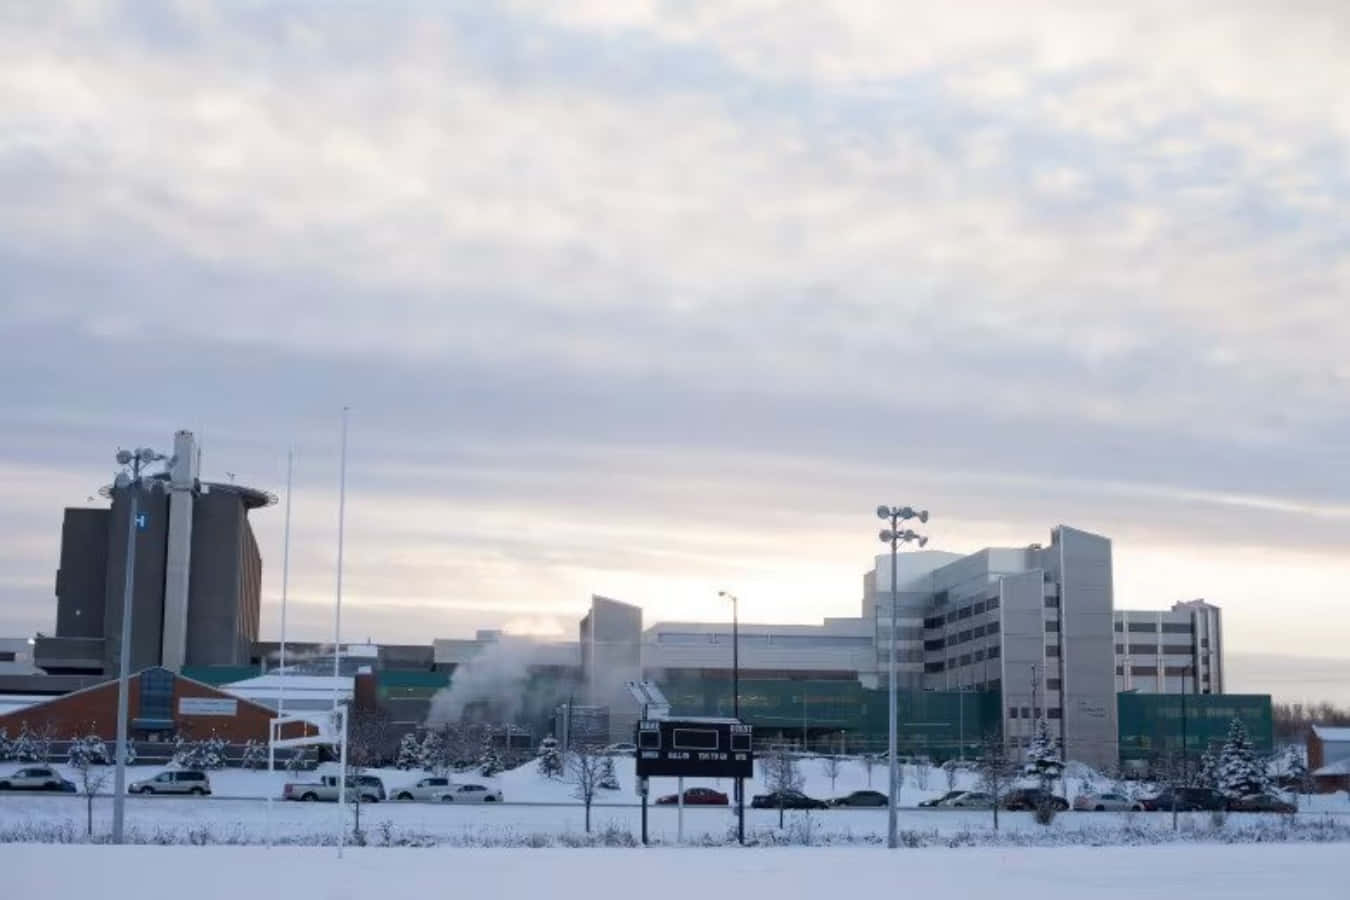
[283,774,386,803]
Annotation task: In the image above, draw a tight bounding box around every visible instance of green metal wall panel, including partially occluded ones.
[1117,692,1273,763]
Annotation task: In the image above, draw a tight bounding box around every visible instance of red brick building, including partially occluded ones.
[0,667,315,745]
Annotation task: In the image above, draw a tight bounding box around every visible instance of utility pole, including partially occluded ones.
[876,505,929,850]
[111,446,168,845]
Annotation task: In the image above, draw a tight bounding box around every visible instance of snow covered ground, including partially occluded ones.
[1,844,1344,899]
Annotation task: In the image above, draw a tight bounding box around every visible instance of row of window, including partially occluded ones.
[925,644,1004,673]
[924,622,1002,651]
[1116,665,1203,677]
[1113,621,1194,634]
[922,596,1000,629]
[1009,707,1062,720]
[1113,643,1197,656]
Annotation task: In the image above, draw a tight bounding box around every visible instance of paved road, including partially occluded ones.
[3,790,1344,815]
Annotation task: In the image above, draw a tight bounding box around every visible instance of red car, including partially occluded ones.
[655,787,728,806]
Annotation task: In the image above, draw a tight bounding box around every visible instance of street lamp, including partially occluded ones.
[876,504,928,851]
[111,446,170,845]
[718,590,743,845]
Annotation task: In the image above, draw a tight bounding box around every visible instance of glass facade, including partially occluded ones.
[1117,692,1273,763]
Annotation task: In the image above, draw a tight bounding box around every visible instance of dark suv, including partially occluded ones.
[1002,788,1068,811]
[1136,787,1226,812]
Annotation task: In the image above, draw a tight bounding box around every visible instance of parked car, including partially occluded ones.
[1002,788,1069,812]
[393,776,452,801]
[1073,791,1134,812]
[940,791,994,809]
[829,790,889,808]
[750,789,828,810]
[129,770,212,796]
[603,743,637,756]
[1134,787,1226,812]
[433,783,503,803]
[0,766,75,793]
[656,787,728,806]
[283,774,386,802]
[1227,793,1296,814]
[919,790,968,808]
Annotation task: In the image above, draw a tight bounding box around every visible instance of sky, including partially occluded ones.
[1,2,1347,702]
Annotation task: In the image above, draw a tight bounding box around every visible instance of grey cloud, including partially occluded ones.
[1,2,1347,660]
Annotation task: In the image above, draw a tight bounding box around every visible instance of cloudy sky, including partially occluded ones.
[2,2,1347,701]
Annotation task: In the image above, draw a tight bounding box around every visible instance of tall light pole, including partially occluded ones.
[718,590,743,845]
[112,446,169,845]
[876,504,928,850]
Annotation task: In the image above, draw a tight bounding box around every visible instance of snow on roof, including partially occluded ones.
[0,695,45,715]
[1311,725,1350,743]
[1312,759,1350,777]
[224,674,354,692]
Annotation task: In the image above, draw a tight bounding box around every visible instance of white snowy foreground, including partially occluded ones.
[2,844,1343,900]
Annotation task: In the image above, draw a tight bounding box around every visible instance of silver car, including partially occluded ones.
[940,791,995,809]
[393,776,452,801]
[129,770,212,796]
[433,783,503,803]
[0,766,70,792]
[1073,791,1134,812]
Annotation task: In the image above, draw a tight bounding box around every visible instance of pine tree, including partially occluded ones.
[67,732,108,768]
[1024,719,1064,787]
[395,732,421,770]
[1195,748,1219,789]
[598,755,620,791]
[1284,744,1310,797]
[478,733,504,778]
[0,727,10,762]
[537,737,563,779]
[201,733,228,770]
[418,729,446,774]
[1217,718,1268,799]
[240,739,267,770]
[11,723,40,762]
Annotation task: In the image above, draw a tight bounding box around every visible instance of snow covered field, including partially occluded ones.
[2,844,1344,899]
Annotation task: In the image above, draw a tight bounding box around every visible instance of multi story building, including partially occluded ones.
[33,430,271,677]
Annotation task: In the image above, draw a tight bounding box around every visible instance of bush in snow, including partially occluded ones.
[419,729,449,776]
[67,732,109,768]
[9,722,48,763]
[239,739,267,770]
[1195,749,1219,790]
[537,737,563,779]
[1217,718,1268,800]
[0,728,10,762]
[478,735,504,778]
[599,756,620,791]
[172,732,227,770]
[395,732,421,770]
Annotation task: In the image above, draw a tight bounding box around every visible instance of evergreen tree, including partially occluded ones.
[1024,719,1065,786]
[1195,748,1219,789]
[478,733,504,778]
[418,729,446,774]
[395,732,422,770]
[0,727,10,762]
[239,739,268,770]
[201,733,228,770]
[598,755,620,791]
[67,732,109,768]
[537,736,563,779]
[1284,744,1310,798]
[1217,718,1268,799]
[11,723,41,762]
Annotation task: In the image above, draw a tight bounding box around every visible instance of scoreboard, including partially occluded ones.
[634,718,753,779]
